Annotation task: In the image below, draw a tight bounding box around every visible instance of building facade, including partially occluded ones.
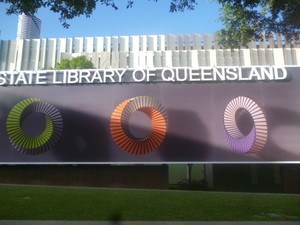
[16,13,41,40]
[0,33,300,71]
[0,33,299,192]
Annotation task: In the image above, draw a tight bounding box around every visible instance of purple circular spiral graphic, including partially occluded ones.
[224,96,268,154]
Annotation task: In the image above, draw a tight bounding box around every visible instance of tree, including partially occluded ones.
[2,0,117,28]
[55,56,94,69]
[2,0,192,28]
[2,0,299,48]
[217,0,300,48]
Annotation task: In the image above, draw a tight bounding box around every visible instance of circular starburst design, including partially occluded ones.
[6,98,63,155]
[224,96,268,154]
[110,96,168,155]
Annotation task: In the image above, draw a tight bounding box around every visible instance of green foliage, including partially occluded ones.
[2,0,299,47]
[55,56,94,69]
[55,59,71,69]
[169,0,197,12]
[217,0,300,48]
[1,0,197,28]
[2,0,118,28]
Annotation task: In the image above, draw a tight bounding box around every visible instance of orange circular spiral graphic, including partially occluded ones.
[110,96,168,155]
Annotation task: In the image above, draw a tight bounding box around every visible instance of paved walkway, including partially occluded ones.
[0,221,299,225]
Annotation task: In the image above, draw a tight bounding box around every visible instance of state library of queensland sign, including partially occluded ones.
[0,33,299,164]
[0,65,299,164]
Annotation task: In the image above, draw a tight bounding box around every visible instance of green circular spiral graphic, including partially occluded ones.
[6,98,63,155]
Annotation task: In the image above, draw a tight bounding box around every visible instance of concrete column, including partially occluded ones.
[184,34,191,50]
[273,48,285,66]
[167,34,176,50]
[85,37,94,53]
[104,37,111,52]
[179,50,187,67]
[130,36,139,52]
[74,37,83,53]
[292,48,300,65]
[120,36,129,52]
[178,34,184,50]
[140,36,147,52]
[148,35,157,51]
[284,48,293,65]
[193,33,201,50]
[216,49,225,66]
[154,51,162,67]
[158,35,165,51]
[224,49,232,66]
[187,50,198,67]
[162,51,172,67]
[172,50,180,67]
[258,49,267,65]
[205,49,217,66]
[112,36,119,52]
[95,37,104,52]
[240,49,251,66]
[250,49,259,65]
[100,52,111,68]
[198,50,206,66]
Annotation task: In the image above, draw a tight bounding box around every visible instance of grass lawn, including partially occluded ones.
[0,184,299,221]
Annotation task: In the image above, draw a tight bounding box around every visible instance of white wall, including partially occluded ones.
[0,33,299,71]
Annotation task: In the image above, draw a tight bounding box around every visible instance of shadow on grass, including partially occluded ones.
[108,211,122,225]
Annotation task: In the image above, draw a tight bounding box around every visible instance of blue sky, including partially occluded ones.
[0,1,223,40]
